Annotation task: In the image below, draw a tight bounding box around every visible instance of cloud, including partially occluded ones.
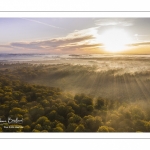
[8,35,95,50]
[95,18,133,27]
[11,42,42,50]
[127,41,150,47]
[39,35,95,47]
[23,18,65,30]
[0,27,103,54]
[60,43,102,51]
[0,45,10,48]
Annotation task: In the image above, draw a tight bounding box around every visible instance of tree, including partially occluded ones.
[29,105,44,121]
[68,114,82,124]
[36,116,51,131]
[82,97,93,106]
[83,115,103,132]
[32,129,40,132]
[95,97,105,109]
[67,123,77,132]
[36,116,49,125]
[42,130,48,132]
[0,127,2,132]
[74,94,93,106]
[97,126,109,132]
[87,105,94,112]
[10,100,19,108]
[79,103,88,117]
[74,124,85,132]
[67,101,79,114]
[19,96,27,105]
[97,126,115,132]
[53,127,64,132]
[57,104,67,117]
[48,110,57,121]
[23,125,31,132]
[23,117,32,126]
[144,121,150,132]
[9,107,28,116]
[56,123,65,131]
[34,124,42,131]
[41,99,50,107]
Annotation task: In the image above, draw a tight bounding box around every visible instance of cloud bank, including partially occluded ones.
[95,18,134,27]
[0,28,103,54]
[127,41,150,47]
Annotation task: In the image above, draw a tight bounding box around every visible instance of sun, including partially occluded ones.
[98,28,132,53]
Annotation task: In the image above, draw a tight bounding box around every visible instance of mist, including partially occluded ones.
[1,54,150,132]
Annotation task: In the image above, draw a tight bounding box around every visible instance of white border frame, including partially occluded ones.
[1,12,150,18]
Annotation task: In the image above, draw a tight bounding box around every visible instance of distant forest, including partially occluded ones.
[0,63,150,132]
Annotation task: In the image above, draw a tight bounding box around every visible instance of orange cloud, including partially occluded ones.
[0,27,103,54]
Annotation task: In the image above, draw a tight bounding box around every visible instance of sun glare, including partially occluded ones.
[98,28,132,53]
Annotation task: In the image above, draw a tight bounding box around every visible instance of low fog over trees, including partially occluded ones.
[0,63,150,132]
[0,56,150,132]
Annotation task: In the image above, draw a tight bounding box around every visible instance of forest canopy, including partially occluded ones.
[0,63,150,132]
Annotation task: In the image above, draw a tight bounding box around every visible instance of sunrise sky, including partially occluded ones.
[0,18,150,54]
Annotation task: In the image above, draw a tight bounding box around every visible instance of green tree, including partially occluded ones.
[36,116,51,131]
[34,124,42,131]
[20,96,27,105]
[9,107,28,116]
[68,114,82,124]
[48,110,57,121]
[29,105,44,121]
[23,125,31,132]
[56,123,65,131]
[74,124,85,132]
[67,123,77,132]
[53,127,64,132]
[23,117,32,126]
[95,97,105,109]
[32,129,40,132]
[83,115,103,132]
[0,127,2,132]
[97,126,115,132]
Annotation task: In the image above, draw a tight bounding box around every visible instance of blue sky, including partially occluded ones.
[0,18,150,54]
